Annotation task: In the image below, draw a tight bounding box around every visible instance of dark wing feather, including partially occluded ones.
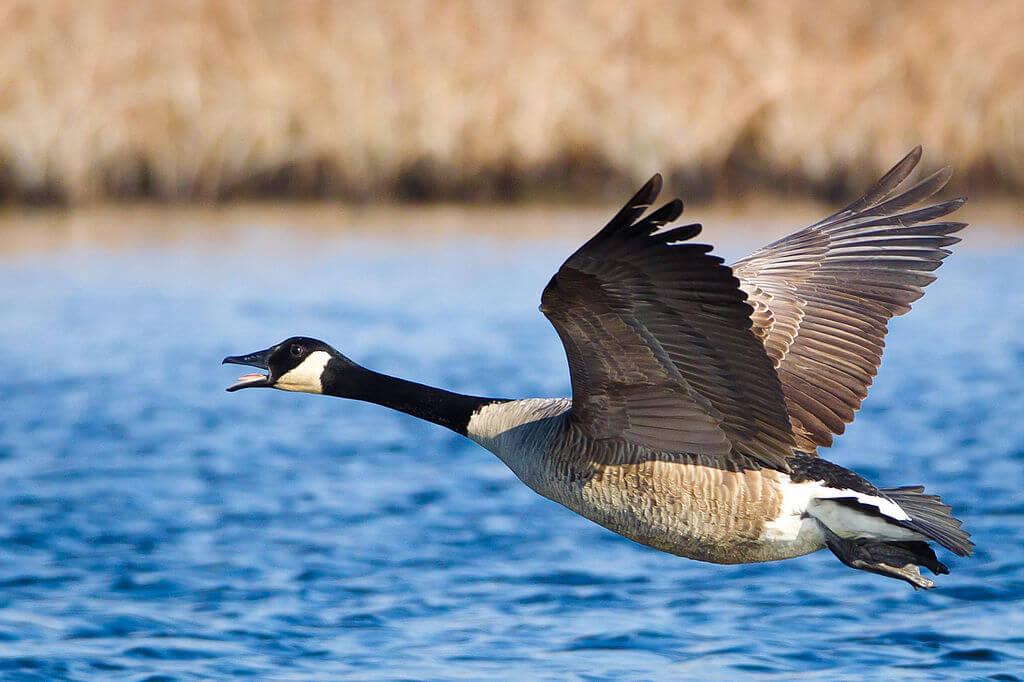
[542,176,796,471]
[731,147,967,452]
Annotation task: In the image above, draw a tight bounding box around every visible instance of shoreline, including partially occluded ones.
[2,198,1020,257]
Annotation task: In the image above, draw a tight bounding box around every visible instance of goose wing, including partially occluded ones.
[731,147,967,452]
[541,176,796,471]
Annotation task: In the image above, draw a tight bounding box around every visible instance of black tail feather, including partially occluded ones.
[816,484,970,589]
[883,486,974,557]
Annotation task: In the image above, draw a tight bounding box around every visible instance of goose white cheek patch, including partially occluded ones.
[275,350,331,393]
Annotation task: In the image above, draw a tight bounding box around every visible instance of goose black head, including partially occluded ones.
[223,336,345,393]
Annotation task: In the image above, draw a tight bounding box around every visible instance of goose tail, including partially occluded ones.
[881,485,974,558]
[815,484,972,590]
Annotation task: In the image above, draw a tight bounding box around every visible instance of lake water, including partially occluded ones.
[1,208,1023,680]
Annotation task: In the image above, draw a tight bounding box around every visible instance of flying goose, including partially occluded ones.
[225,147,972,588]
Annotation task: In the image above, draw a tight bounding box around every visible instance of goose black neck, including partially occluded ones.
[321,361,502,435]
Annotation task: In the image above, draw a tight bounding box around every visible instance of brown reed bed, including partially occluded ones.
[0,0,1020,205]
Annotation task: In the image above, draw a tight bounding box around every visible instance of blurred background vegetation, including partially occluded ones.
[0,0,1020,206]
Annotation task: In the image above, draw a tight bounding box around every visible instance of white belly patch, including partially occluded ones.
[762,479,923,545]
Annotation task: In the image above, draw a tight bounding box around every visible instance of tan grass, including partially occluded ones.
[0,0,1020,203]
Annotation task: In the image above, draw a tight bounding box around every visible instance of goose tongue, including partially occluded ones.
[226,373,269,392]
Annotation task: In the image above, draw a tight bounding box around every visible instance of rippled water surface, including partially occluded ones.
[1,215,1023,680]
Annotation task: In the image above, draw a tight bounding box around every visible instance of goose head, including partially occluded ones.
[223,336,347,394]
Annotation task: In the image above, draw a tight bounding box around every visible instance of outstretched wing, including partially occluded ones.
[541,176,796,471]
[731,147,967,452]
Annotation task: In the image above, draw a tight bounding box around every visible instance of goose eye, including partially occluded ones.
[290,345,304,357]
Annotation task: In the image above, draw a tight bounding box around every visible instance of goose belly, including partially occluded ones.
[466,400,825,564]
[536,457,827,564]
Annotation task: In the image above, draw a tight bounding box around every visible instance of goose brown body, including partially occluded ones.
[467,398,819,565]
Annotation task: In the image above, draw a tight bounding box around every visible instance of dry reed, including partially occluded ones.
[0,0,1020,204]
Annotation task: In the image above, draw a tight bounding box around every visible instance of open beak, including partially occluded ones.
[223,347,274,392]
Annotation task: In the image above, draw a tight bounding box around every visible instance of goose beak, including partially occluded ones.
[223,347,274,391]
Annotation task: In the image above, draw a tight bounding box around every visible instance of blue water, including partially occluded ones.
[1,225,1023,680]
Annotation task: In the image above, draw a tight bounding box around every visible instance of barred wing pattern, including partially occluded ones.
[731,147,967,451]
[541,176,796,471]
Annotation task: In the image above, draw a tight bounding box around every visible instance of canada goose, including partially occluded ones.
[225,147,972,588]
